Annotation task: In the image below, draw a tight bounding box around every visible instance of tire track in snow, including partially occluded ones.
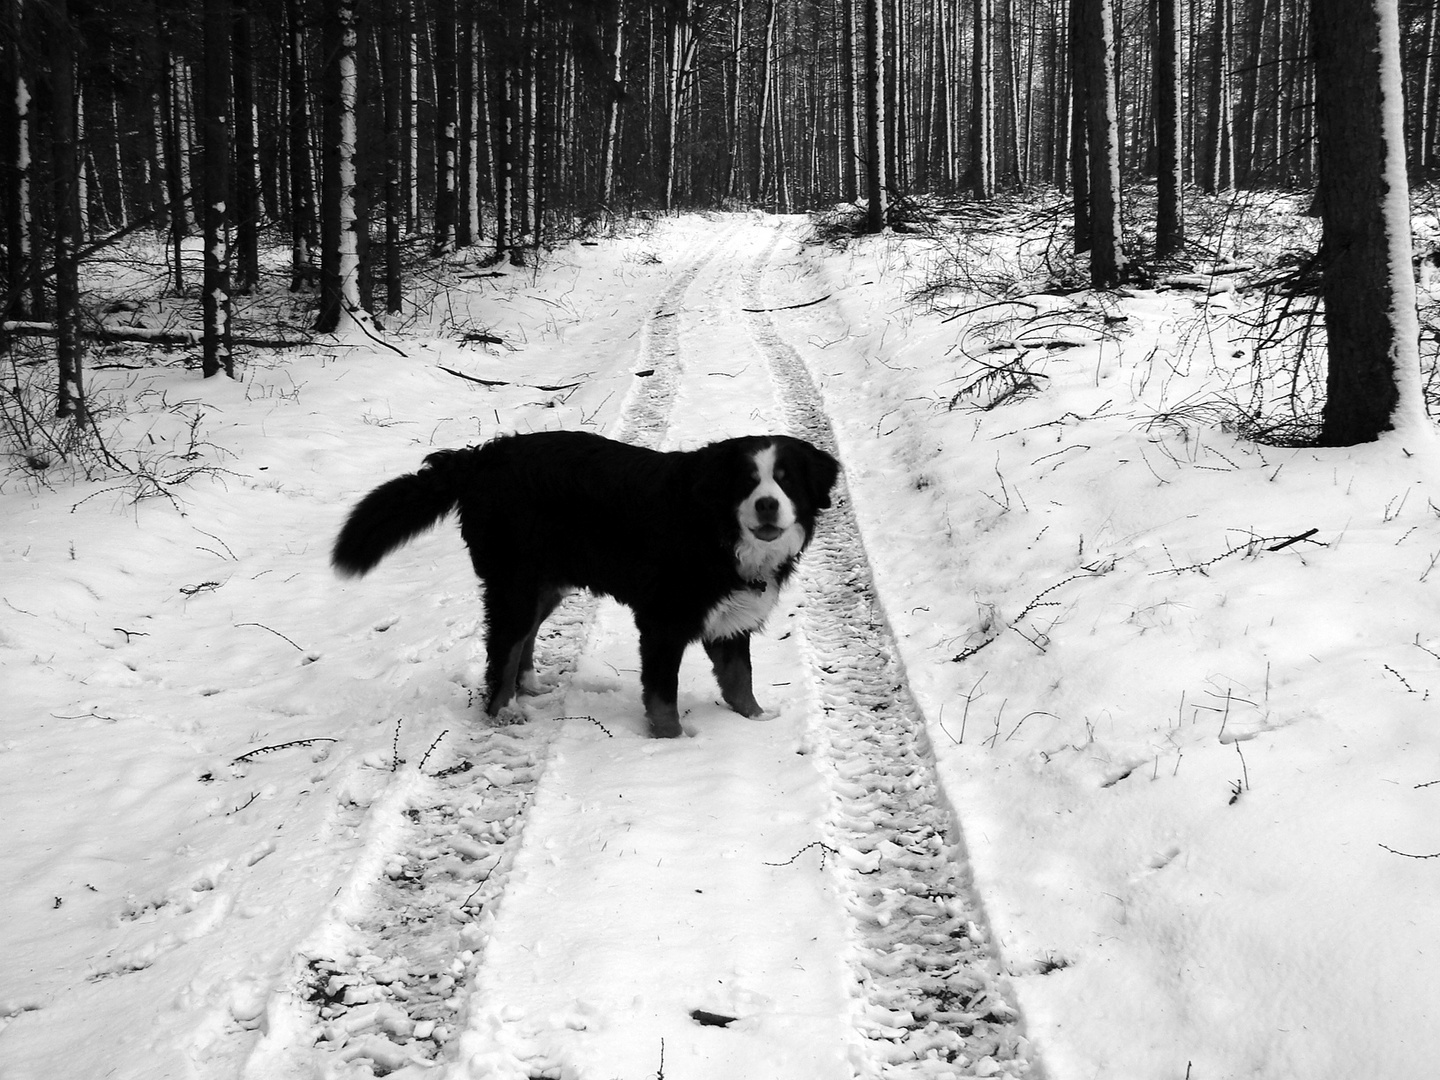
[744,225,1037,1078]
[242,228,734,1079]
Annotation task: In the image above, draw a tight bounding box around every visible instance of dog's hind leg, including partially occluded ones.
[481,583,542,716]
[515,587,565,695]
[635,619,688,738]
[703,633,764,718]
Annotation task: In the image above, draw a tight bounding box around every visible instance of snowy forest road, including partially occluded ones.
[9,208,1440,1080]
[241,218,1033,1080]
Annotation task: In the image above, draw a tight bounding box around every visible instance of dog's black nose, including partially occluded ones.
[755,496,779,522]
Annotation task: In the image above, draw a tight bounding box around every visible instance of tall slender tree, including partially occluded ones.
[317,0,366,331]
[1077,0,1124,285]
[861,0,886,231]
[202,0,233,376]
[1312,0,1424,444]
[47,0,85,420]
[2,0,35,319]
[1154,0,1183,257]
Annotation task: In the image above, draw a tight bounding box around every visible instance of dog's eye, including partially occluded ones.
[774,466,786,482]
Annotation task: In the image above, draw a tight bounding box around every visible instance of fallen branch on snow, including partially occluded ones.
[437,364,580,393]
[741,294,831,313]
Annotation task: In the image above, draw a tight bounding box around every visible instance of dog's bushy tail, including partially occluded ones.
[331,449,475,577]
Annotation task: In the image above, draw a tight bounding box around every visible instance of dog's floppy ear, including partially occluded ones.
[782,437,839,510]
[806,444,840,510]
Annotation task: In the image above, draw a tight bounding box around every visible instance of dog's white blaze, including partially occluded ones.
[735,445,804,579]
[703,580,782,641]
[704,445,805,641]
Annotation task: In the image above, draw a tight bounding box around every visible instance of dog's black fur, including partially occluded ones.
[332,430,839,736]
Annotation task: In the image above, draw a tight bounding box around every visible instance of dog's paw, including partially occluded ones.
[487,701,529,727]
[516,671,544,696]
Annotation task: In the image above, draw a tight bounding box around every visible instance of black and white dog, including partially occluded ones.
[332,430,839,737]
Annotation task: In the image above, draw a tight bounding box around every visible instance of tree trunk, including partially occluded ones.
[2,0,34,320]
[1154,0,1183,257]
[840,0,858,201]
[1079,0,1123,286]
[160,7,187,296]
[317,0,364,332]
[1313,0,1424,444]
[602,1,628,205]
[724,0,743,200]
[202,0,233,377]
[972,0,995,199]
[232,0,260,294]
[1203,0,1233,193]
[47,0,85,421]
[753,0,778,203]
[287,0,318,290]
[861,0,887,231]
[433,0,457,253]
[381,0,403,313]
[1069,0,1090,250]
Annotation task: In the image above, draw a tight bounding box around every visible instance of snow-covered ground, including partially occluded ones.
[2,213,1438,1080]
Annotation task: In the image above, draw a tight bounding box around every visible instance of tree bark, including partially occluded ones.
[433,0,457,253]
[1078,0,1124,286]
[1313,0,1423,444]
[1154,0,1183,258]
[232,0,260,293]
[317,0,364,332]
[2,0,34,320]
[381,0,404,313]
[286,0,318,290]
[861,0,887,231]
[202,0,233,377]
[972,0,995,199]
[46,0,85,420]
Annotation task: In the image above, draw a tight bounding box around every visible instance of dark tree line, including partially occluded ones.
[0,0,1429,443]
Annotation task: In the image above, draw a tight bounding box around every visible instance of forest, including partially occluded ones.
[0,0,1433,446]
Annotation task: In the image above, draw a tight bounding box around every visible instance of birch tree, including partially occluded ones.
[316,0,366,332]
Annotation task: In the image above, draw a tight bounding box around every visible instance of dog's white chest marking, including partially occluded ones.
[703,579,782,641]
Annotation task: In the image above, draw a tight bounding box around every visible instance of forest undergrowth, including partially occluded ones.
[815,185,1440,448]
[6,189,1440,496]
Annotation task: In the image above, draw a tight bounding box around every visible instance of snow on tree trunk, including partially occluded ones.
[753,0,777,204]
[1079,0,1124,286]
[1313,0,1427,445]
[317,0,367,335]
[3,0,35,321]
[602,0,626,205]
[971,0,994,201]
[202,0,233,379]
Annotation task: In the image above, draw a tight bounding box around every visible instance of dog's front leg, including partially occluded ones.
[703,633,764,717]
[636,623,687,738]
